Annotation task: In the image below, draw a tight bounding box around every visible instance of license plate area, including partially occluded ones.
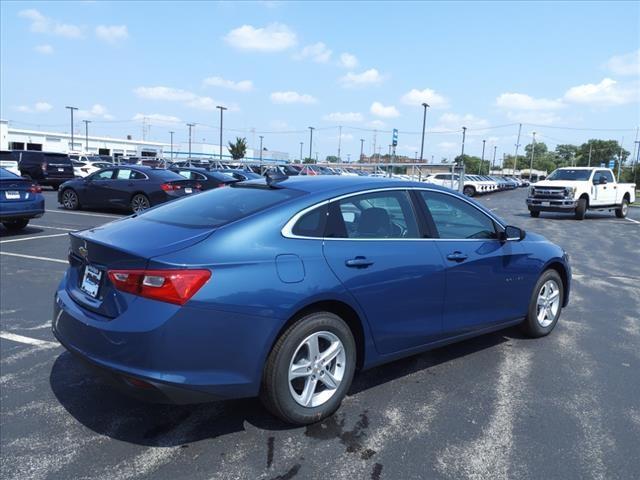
[4,191,20,200]
[80,265,103,298]
[185,187,192,194]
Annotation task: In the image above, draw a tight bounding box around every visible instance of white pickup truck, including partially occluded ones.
[526,167,636,220]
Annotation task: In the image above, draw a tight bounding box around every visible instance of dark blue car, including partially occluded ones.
[0,168,45,230]
[53,176,571,424]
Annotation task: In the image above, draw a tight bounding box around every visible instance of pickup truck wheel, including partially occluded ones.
[521,269,563,338]
[615,198,629,218]
[529,209,540,218]
[574,198,587,220]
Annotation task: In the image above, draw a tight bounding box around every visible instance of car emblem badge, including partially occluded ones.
[78,243,88,260]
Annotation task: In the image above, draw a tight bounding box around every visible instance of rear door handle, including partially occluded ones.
[446,251,468,262]
[345,256,374,268]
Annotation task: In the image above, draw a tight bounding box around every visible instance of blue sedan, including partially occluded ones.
[53,176,571,424]
[0,168,45,230]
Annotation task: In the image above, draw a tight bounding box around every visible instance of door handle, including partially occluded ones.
[446,251,468,262]
[345,256,374,268]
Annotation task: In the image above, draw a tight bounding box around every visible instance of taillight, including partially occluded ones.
[160,183,174,191]
[29,184,42,193]
[107,269,211,305]
[41,162,47,172]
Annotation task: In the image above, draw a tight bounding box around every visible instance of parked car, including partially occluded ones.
[16,151,75,189]
[0,167,44,230]
[58,165,202,213]
[169,167,238,190]
[53,176,571,425]
[211,168,262,182]
[71,158,113,177]
[526,167,636,219]
[0,151,21,176]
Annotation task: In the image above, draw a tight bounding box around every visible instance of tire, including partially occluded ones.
[574,197,587,220]
[529,209,540,218]
[51,184,59,191]
[615,198,629,218]
[61,189,80,210]
[2,219,29,231]
[520,269,563,338]
[260,312,356,425]
[130,193,150,213]
[463,186,476,197]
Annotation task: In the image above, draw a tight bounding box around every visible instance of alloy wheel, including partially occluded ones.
[62,190,77,209]
[536,279,560,327]
[131,195,150,213]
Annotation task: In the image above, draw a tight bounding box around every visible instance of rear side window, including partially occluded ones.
[291,204,328,237]
[140,185,304,227]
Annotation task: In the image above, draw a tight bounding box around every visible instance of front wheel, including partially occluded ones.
[130,194,150,213]
[574,198,587,220]
[529,209,540,218]
[615,198,629,218]
[2,219,29,231]
[260,312,356,425]
[521,269,564,337]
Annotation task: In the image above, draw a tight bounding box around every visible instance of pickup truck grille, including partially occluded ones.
[532,187,567,199]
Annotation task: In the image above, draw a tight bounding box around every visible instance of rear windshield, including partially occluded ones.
[139,184,304,227]
[0,168,20,179]
[148,169,186,180]
[547,169,592,181]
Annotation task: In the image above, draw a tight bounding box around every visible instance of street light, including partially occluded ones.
[480,139,486,174]
[186,123,195,163]
[308,127,314,161]
[419,103,429,161]
[83,120,91,152]
[216,106,227,162]
[459,126,467,193]
[492,145,497,172]
[299,142,303,163]
[65,106,78,152]
[529,132,536,181]
[360,138,365,162]
[259,135,264,163]
[169,131,174,162]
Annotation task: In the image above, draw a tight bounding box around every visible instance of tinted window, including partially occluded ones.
[328,190,419,239]
[92,169,115,180]
[150,169,186,181]
[140,185,303,227]
[292,204,328,237]
[595,170,614,183]
[421,191,497,239]
[547,169,592,181]
[130,170,147,180]
[0,168,20,179]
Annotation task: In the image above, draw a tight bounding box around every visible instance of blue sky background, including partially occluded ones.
[1,0,639,161]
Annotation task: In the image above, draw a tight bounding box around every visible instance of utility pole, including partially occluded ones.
[419,103,429,161]
[308,127,314,160]
[299,142,303,162]
[259,135,264,163]
[187,123,195,163]
[337,125,342,160]
[492,145,497,172]
[65,106,78,152]
[529,132,536,181]
[588,143,593,167]
[216,105,227,162]
[459,126,467,193]
[169,131,174,162]
[513,123,522,174]
[83,120,91,152]
[372,129,377,162]
[617,137,624,181]
[360,138,365,162]
[480,139,486,174]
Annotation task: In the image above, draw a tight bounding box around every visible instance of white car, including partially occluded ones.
[0,159,20,177]
[526,167,636,219]
[70,157,113,177]
[425,173,487,197]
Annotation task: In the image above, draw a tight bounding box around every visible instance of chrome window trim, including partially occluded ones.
[281,186,506,241]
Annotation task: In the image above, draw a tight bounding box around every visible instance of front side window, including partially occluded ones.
[327,190,420,239]
[420,191,498,240]
[599,170,614,183]
[92,169,115,180]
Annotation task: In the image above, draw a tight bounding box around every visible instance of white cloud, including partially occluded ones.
[370,101,399,118]
[14,101,53,113]
[224,23,296,52]
[270,91,317,104]
[95,25,129,44]
[339,68,383,88]
[563,78,639,106]
[132,113,181,123]
[34,44,53,54]
[322,112,363,122]
[295,42,332,63]
[19,9,83,39]
[203,76,253,92]
[400,88,449,109]
[604,49,640,76]
[435,113,489,131]
[339,52,358,69]
[133,86,227,111]
[496,92,563,110]
[78,104,114,120]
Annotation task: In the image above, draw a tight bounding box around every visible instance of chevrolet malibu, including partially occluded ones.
[53,176,571,425]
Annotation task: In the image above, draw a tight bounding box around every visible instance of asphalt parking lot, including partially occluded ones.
[1,187,639,480]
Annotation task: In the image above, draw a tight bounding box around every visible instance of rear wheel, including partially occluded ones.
[529,209,540,218]
[2,219,29,231]
[61,189,80,210]
[574,197,587,220]
[130,193,150,213]
[463,186,476,197]
[615,198,629,218]
[521,269,563,337]
[260,312,356,425]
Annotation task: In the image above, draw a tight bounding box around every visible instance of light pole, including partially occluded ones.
[459,126,467,193]
[83,120,91,152]
[216,106,227,162]
[529,132,536,181]
[588,143,593,167]
[419,103,429,161]
[360,138,365,162]
[169,131,174,162]
[299,142,304,163]
[187,123,195,163]
[259,135,264,163]
[492,145,497,172]
[65,106,78,152]
[513,123,522,173]
[337,125,342,160]
[308,127,314,161]
[480,139,486,174]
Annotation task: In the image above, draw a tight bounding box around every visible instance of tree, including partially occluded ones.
[524,141,549,158]
[302,157,315,164]
[325,155,340,163]
[555,144,578,166]
[227,137,247,160]
[575,139,629,169]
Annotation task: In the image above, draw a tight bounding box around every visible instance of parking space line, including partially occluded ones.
[30,224,78,232]
[625,217,640,225]
[45,209,121,219]
[0,251,68,264]
[0,233,68,244]
[0,332,59,349]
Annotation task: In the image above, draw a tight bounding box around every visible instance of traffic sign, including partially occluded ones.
[608,160,615,169]
[392,129,398,147]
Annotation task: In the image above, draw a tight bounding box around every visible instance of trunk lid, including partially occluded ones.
[0,176,33,202]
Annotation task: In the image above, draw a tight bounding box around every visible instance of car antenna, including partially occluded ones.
[265,169,288,187]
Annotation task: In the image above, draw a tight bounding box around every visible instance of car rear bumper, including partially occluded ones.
[52,277,280,403]
[526,198,577,210]
[0,197,45,220]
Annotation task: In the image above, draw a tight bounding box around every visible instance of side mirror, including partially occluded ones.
[598,176,607,185]
[503,225,525,241]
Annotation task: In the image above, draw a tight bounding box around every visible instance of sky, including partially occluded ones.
[1,0,639,162]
